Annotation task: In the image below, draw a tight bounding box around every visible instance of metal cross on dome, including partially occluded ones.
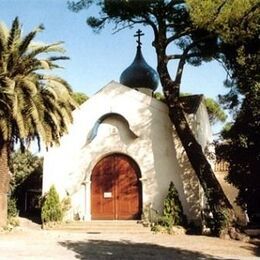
[134,29,144,47]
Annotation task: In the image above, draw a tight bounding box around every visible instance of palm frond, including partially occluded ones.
[39,60,51,70]
[0,22,9,45]
[0,22,8,57]
[14,109,26,139]
[47,56,70,61]
[27,42,66,59]
[18,31,37,56]
[25,96,46,143]
[18,23,45,56]
[0,117,11,141]
[44,75,74,93]
[7,51,19,75]
[0,99,11,111]
[7,17,21,51]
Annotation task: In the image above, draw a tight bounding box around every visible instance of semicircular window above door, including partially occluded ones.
[91,154,142,220]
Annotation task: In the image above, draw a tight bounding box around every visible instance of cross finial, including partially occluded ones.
[134,29,144,47]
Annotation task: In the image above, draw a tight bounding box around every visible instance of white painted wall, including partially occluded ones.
[43,81,213,223]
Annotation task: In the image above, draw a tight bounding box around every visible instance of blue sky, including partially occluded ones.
[1,0,229,101]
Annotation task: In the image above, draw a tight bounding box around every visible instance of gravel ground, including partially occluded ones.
[0,218,259,260]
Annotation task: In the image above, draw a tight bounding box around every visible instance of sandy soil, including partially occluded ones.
[0,218,259,260]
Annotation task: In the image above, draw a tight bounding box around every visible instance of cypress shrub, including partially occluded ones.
[161,181,186,227]
[41,185,62,224]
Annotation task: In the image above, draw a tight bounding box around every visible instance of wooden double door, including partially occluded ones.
[91,154,142,220]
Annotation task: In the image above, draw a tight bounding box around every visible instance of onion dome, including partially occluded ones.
[120,30,159,91]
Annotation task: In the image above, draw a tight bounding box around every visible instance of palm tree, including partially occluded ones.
[0,17,77,226]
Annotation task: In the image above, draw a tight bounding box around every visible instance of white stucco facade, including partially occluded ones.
[43,81,213,224]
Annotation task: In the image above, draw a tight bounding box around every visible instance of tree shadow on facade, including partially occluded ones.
[59,239,235,260]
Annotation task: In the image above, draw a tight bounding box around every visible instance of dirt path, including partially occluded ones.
[0,219,259,259]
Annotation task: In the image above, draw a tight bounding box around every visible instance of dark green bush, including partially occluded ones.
[162,181,187,227]
[157,215,174,228]
[152,182,187,234]
[41,185,63,224]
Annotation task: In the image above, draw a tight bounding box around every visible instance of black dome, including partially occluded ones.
[120,46,159,91]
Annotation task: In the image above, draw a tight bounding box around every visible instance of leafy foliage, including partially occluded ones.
[154,92,226,125]
[41,185,63,224]
[7,197,18,218]
[6,198,19,230]
[187,0,259,44]
[72,92,88,105]
[9,149,42,193]
[188,0,260,222]
[217,83,260,218]
[188,0,260,109]
[61,196,72,214]
[205,207,231,236]
[204,97,227,125]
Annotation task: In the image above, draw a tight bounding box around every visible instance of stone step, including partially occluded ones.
[60,220,142,226]
[48,220,151,233]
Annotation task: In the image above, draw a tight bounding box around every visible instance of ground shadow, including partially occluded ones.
[59,239,235,260]
[242,239,260,257]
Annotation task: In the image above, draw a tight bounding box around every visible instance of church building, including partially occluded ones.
[43,32,213,224]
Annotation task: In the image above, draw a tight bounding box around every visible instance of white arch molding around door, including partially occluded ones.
[90,153,142,220]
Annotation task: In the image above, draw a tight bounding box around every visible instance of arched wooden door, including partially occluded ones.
[91,154,142,220]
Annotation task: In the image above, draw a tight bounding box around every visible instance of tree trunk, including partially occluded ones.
[0,142,11,227]
[169,102,235,235]
[154,27,236,235]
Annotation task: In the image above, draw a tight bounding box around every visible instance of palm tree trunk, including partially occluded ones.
[0,142,11,227]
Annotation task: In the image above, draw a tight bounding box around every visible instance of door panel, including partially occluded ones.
[91,154,141,220]
[91,157,115,219]
[116,156,140,219]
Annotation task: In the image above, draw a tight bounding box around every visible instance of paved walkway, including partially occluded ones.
[0,219,259,259]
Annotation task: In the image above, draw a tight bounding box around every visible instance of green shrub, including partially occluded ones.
[157,215,174,227]
[4,198,20,231]
[151,182,187,234]
[7,197,18,218]
[212,209,230,236]
[162,182,187,227]
[202,205,231,236]
[61,196,71,213]
[151,223,168,233]
[41,185,63,224]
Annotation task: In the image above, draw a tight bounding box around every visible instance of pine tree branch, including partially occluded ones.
[167,52,201,61]
[174,40,200,84]
[214,57,233,79]
[111,23,135,34]
[166,28,193,46]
